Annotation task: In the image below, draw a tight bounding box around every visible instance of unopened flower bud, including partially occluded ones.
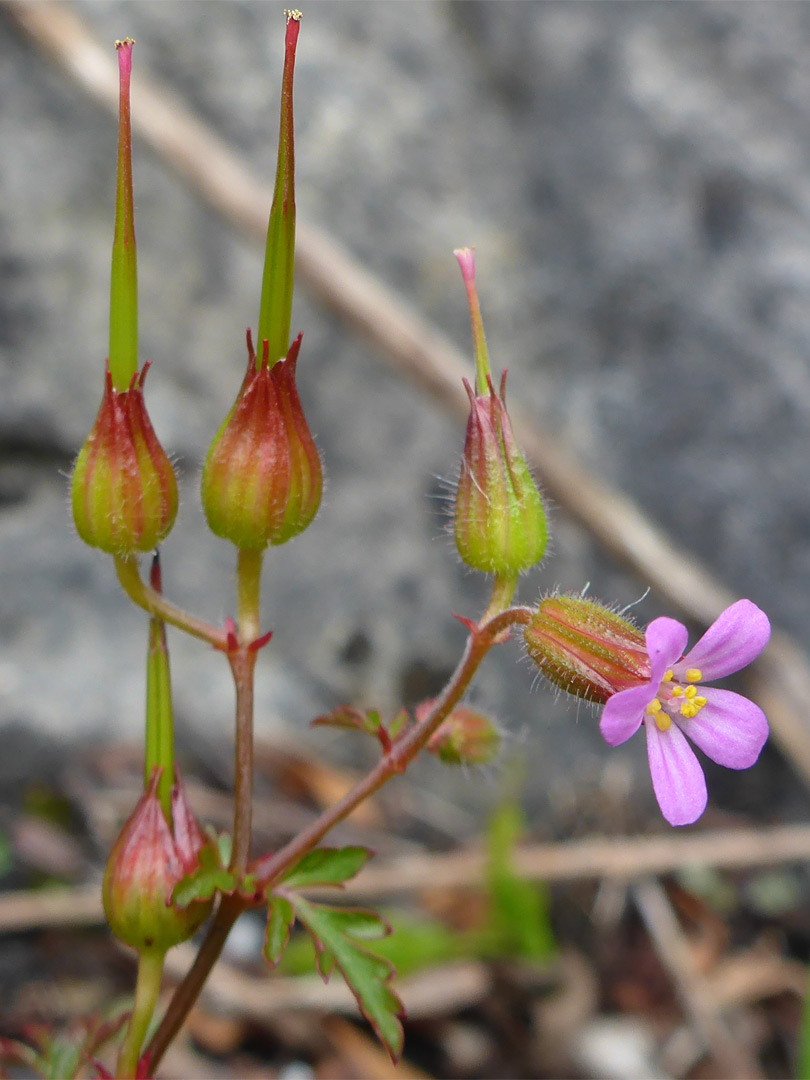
[103,768,212,953]
[524,595,651,704]
[452,248,547,577]
[455,373,547,576]
[425,705,501,766]
[201,334,322,550]
[71,366,178,554]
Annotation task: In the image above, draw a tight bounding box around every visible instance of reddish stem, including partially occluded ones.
[142,603,532,1072]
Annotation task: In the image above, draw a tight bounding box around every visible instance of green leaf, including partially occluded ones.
[387,708,410,739]
[206,827,232,869]
[289,897,404,1061]
[279,909,482,980]
[282,846,370,890]
[239,873,258,897]
[173,863,236,908]
[42,1036,82,1080]
[311,706,382,737]
[264,897,294,967]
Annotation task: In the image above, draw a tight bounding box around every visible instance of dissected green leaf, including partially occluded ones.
[239,873,258,897]
[41,1036,82,1080]
[319,908,388,940]
[264,897,295,967]
[282,846,370,890]
[387,708,410,739]
[279,909,479,978]
[289,896,404,1061]
[311,706,381,736]
[205,826,232,869]
[173,863,236,908]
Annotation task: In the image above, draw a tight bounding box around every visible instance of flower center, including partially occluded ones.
[645,667,707,729]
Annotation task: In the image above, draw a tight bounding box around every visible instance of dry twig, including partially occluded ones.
[4,822,810,935]
[633,878,763,1079]
[162,948,489,1023]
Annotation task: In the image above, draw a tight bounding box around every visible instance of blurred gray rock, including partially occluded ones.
[1,1,808,828]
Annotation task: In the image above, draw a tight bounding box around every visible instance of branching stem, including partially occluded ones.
[114,555,227,649]
[143,591,533,1071]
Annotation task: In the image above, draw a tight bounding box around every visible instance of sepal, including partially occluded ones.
[523,595,651,704]
[201,333,322,549]
[103,768,213,953]
[71,366,177,555]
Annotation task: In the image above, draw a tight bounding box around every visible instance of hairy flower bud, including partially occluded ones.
[452,247,547,577]
[524,595,651,704]
[455,373,547,576]
[103,768,212,953]
[201,333,322,550]
[425,705,501,766]
[71,366,178,555]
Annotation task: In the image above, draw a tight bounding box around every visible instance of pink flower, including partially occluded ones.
[600,600,771,826]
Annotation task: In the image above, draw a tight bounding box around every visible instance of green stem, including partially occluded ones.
[114,555,227,650]
[116,947,164,1079]
[236,548,263,645]
[482,572,519,624]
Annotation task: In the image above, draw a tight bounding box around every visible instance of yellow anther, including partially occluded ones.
[646,698,662,716]
[694,696,707,708]
[655,713,672,732]
[662,670,673,682]
[671,685,684,698]
[680,702,697,718]
[684,685,697,700]
[685,668,703,683]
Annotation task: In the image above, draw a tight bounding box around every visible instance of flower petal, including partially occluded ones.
[600,683,656,746]
[645,617,689,678]
[678,688,769,769]
[645,720,707,826]
[676,600,770,682]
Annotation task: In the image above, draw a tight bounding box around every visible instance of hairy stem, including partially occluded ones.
[116,947,164,1078]
[114,555,227,649]
[145,592,532,1070]
[251,602,532,886]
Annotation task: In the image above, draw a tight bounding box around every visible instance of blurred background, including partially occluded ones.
[2,0,807,822]
[3,3,810,1074]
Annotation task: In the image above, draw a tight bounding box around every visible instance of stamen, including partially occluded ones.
[671,685,684,698]
[684,685,697,700]
[662,670,673,682]
[685,668,703,683]
[655,713,672,732]
[646,698,662,716]
[680,697,707,719]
